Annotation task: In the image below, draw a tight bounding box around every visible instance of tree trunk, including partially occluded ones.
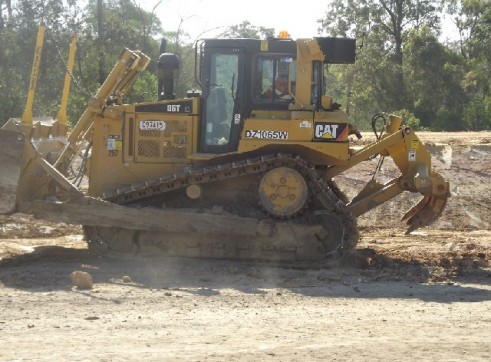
[381,0,406,109]
[97,0,106,85]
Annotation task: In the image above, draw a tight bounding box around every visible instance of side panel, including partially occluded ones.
[88,100,199,197]
[131,114,194,163]
[238,117,349,165]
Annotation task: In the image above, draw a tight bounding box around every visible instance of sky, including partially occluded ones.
[141,0,459,43]
[144,0,326,41]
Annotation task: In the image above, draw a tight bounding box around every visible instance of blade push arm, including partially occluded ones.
[53,49,150,174]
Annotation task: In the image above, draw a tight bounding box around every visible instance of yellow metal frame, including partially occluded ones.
[53,49,151,173]
[22,25,45,130]
[53,33,77,136]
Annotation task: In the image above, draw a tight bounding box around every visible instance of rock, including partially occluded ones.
[460,258,475,269]
[474,259,489,268]
[122,275,132,283]
[71,271,94,290]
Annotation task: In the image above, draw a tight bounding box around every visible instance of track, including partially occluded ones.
[84,154,359,261]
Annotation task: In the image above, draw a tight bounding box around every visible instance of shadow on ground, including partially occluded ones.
[1,245,490,304]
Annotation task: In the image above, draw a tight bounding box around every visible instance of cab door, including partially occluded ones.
[199,47,245,154]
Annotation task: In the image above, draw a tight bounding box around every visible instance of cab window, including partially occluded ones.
[254,56,295,102]
[204,53,238,146]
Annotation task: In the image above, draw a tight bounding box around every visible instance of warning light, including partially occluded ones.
[278,30,290,39]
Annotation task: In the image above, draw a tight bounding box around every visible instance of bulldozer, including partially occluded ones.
[0,32,450,261]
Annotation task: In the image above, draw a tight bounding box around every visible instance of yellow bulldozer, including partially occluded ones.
[0,30,450,261]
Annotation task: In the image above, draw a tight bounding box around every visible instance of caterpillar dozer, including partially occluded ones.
[0,33,450,261]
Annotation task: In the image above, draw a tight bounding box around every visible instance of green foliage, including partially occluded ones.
[434,108,467,131]
[403,27,466,128]
[319,0,442,128]
[319,0,489,131]
[394,109,422,130]
[0,0,84,125]
[0,0,489,132]
[174,43,200,97]
[221,21,274,40]
[462,93,491,130]
[0,0,163,127]
[161,34,200,98]
[126,72,158,103]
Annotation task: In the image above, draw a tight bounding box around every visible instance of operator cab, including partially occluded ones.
[158,36,356,155]
[194,37,298,154]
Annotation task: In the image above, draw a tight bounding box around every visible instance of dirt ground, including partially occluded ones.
[1,131,490,361]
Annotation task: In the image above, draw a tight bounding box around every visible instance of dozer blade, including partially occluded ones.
[402,194,448,234]
[0,129,25,214]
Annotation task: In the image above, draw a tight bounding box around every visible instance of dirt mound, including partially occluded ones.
[0,214,81,239]
[342,132,491,231]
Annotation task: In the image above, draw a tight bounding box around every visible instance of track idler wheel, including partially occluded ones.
[258,167,309,218]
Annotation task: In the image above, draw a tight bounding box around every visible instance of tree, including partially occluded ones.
[404,27,467,129]
[446,0,490,129]
[0,0,13,29]
[0,0,84,124]
[446,0,490,59]
[220,20,274,39]
[2,0,487,132]
[0,0,164,126]
[319,0,443,113]
[69,0,164,114]
[158,19,276,99]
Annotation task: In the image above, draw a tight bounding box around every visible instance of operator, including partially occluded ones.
[262,76,292,100]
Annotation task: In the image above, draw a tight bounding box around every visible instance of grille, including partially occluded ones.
[162,145,186,158]
[139,129,161,138]
[138,140,160,158]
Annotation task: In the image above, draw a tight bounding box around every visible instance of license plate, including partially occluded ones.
[139,120,166,131]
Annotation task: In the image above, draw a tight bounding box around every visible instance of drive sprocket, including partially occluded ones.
[258,166,309,218]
